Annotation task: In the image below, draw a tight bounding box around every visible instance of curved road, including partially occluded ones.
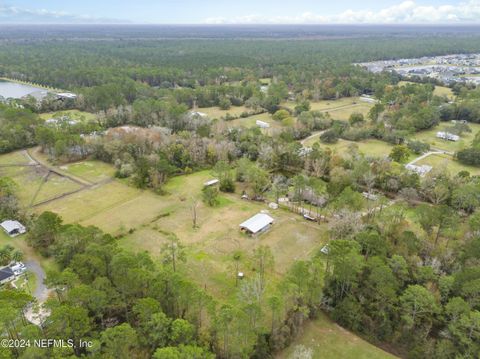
[25,260,49,302]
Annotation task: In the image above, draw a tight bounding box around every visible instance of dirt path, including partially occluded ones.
[300,130,327,146]
[26,148,93,186]
[406,150,452,166]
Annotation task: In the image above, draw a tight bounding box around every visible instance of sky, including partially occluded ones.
[1,0,480,24]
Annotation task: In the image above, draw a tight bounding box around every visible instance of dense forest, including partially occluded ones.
[2,26,480,359]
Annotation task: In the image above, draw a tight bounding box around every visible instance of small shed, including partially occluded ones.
[240,213,274,236]
[0,267,15,285]
[0,220,26,237]
[203,179,219,187]
[256,120,270,129]
[268,202,279,210]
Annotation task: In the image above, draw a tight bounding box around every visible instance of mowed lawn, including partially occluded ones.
[416,153,480,176]
[0,151,83,207]
[412,122,480,153]
[283,97,374,120]
[277,313,398,359]
[59,160,116,183]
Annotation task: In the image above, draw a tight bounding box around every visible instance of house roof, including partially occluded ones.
[0,220,26,234]
[0,267,15,282]
[240,213,274,234]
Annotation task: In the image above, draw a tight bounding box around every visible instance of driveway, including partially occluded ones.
[25,259,49,302]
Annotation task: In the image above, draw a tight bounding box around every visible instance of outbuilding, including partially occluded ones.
[240,213,274,236]
[203,179,219,187]
[436,131,460,142]
[0,220,26,237]
[256,120,270,129]
[0,267,15,285]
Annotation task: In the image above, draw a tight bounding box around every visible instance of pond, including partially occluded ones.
[0,80,45,99]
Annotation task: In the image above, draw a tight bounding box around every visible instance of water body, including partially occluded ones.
[0,79,44,99]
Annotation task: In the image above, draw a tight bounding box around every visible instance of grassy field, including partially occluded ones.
[39,109,97,122]
[198,105,251,119]
[398,81,454,100]
[412,122,480,153]
[1,153,395,355]
[227,112,285,130]
[303,137,396,158]
[416,153,480,176]
[58,160,116,183]
[277,313,398,359]
[283,97,374,121]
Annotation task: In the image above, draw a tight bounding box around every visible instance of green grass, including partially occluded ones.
[0,152,84,207]
[0,151,33,165]
[398,81,454,100]
[304,138,396,158]
[416,153,480,176]
[277,313,398,359]
[58,160,116,183]
[3,158,385,355]
[412,122,480,153]
[227,112,284,129]
[198,105,250,119]
[39,110,97,122]
[283,97,373,118]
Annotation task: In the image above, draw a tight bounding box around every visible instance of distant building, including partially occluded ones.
[256,120,270,128]
[405,164,433,176]
[0,220,26,237]
[203,179,219,187]
[240,213,274,236]
[188,111,208,118]
[56,92,77,100]
[0,267,15,285]
[437,131,460,142]
[359,95,378,104]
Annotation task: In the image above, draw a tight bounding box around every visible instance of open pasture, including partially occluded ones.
[412,122,480,153]
[415,153,480,176]
[198,105,251,119]
[277,313,398,359]
[0,151,83,207]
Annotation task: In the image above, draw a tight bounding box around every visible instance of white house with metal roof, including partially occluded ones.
[0,220,26,237]
[239,213,274,235]
[436,131,460,142]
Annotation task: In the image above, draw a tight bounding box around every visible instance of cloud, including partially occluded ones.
[0,4,127,24]
[203,0,480,24]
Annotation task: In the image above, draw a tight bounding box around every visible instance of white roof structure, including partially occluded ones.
[240,213,274,235]
[405,164,433,176]
[204,179,219,187]
[56,92,77,99]
[256,120,270,128]
[0,220,26,237]
[437,131,460,141]
[189,111,208,118]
